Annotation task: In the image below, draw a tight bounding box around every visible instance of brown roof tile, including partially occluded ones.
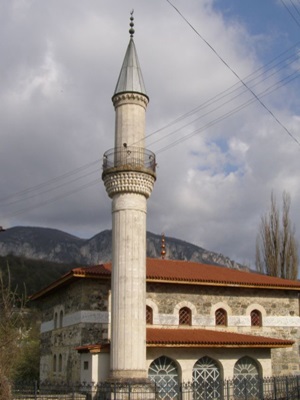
[76,328,293,353]
[145,258,300,289]
[147,328,294,348]
[30,258,300,300]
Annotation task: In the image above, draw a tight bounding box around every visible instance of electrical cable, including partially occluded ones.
[166,0,300,147]
[1,3,300,220]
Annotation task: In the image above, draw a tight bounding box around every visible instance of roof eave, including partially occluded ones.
[146,343,293,348]
[146,278,300,291]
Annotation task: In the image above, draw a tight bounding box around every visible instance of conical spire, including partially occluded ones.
[113,13,148,99]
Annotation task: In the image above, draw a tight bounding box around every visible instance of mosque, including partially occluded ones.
[31,15,300,397]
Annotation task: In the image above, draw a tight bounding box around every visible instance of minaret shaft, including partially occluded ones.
[110,193,147,379]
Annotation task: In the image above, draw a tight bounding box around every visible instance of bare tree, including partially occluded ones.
[0,269,25,400]
[256,191,298,279]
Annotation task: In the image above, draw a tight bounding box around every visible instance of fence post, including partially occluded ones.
[34,380,38,400]
[114,383,117,400]
[286,376,289,400]
[273,376,277,400]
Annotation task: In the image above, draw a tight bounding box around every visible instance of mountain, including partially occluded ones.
[0,226,244,269]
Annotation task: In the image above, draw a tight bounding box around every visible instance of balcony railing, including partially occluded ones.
[102,146,156,175]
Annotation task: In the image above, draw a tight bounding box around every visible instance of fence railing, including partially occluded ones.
[12,376,300,400]
[102,147,156,175]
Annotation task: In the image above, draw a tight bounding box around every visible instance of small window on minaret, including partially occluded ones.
[84,361,89,370]
[146,306,153,325]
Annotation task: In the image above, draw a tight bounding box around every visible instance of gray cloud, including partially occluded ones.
[1,0,300,269]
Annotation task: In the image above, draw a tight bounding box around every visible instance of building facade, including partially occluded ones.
[32,259,300,387]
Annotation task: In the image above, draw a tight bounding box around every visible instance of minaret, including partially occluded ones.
[102,14,156,382]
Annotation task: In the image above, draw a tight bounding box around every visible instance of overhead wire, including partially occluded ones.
[3,178,102,219]
[146,50,300,149]
[155,68,300,154]
[280,0,300,27]
[166,0,300,147]
[2,4,300,220]
[143,42,300,147]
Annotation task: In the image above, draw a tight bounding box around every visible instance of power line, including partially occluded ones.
[2,4,300,220]
[3,178,102,219]
[3,31,300,209]
[281,0,300,28]
[0,159,100,203]
[155,68,300,154]
[166,0,300,147]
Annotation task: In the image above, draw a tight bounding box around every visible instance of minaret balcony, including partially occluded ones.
[102,146,156,179]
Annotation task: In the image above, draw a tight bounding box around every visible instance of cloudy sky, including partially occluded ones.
[1,0,300,268]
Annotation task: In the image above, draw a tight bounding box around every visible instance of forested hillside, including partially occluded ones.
[0,255,74,297]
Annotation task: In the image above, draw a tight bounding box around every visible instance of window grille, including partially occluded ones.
[146,306,153,324]
[179,307,192,325]
[215,308,227,326]
[251,310,262,327]
[148,356,179,400]
[54,313,58,329]
[58,354,62,373]
[53,355,57,373]
[234,356,261,398]
[193,356,222,400]
[59,310,64,328]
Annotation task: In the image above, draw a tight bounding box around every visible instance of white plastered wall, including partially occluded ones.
[147,347,272,381]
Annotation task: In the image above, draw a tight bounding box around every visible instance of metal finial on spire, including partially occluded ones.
[161,233,166,260]
[129,10,135,38]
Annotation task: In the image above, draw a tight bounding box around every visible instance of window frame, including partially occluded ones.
[179,307,192,326]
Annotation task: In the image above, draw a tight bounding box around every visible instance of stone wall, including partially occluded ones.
[36,276,300,383]
[36,278,110,383]
[146,282,300,376]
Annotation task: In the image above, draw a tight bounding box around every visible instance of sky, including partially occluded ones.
[1,0,300,269]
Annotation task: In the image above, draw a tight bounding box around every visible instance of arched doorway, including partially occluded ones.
[193,356,222,400]
[234,356,261,398]
[148,356,179,400]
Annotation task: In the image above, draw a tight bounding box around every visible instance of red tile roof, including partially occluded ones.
[30,258,300,300]
[76,328,293,353]
[145,259,300,289]
[146,328,294,348]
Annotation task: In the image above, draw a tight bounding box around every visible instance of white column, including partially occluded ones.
[110,192,147,380]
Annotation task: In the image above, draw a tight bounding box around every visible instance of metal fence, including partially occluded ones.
[102,147,156,174]
[12,376,300,400]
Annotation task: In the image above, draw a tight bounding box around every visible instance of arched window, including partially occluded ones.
[148,356,179,400]
[179,307,192,325]
[215,308,227,326]
[193,356,222,400]
[54,313,58,329]
[53,354,57,373]
[234,356,261,398]
[251,309,262,327]
[59,310,64,328]
[146,306,153,325]
[58,354,62,373]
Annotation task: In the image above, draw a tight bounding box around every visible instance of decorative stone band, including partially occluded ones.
[103,171,155,198]
[112,92,149,109]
